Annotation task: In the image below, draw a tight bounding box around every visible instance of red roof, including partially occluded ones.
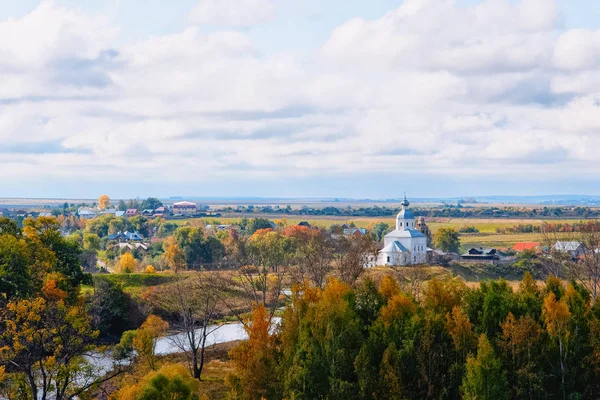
[513,242,541,252]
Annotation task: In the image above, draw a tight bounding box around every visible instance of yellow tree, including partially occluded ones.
[98,194,111,210]
[543,292,571,400]
[133,315,169,371]
[163,237,187,272]
[119,252,136,273]
[227,304,279,400]
[0,296,125,400]
[446,306,476,356]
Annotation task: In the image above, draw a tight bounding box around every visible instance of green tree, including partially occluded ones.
[370,222,390,241]
[117,199,127,211]
[377,343,404,399]
[88,278,131,339]
[0,217,20,237]
[433,227,461,253]
[83,233,102,251]
[0,234,31,300]
[140,197,163,211]
[245,218,273,235]
[461,334,508,400]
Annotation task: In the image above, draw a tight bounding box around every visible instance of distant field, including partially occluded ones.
[173,216,594,250]
[188,216,592,232]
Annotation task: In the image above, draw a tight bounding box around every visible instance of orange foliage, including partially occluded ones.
[380,293,416,325]
[379,275,401,300]
[543,292,571,341]
[250,228,273,240]
[446,306,476,352]
[227,304,278,399]
[98,194,110,210]
[282,225,312,241]
[41,272,68,301]
[423,278,466,312]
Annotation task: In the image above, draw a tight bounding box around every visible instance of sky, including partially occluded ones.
[2,0,600,199]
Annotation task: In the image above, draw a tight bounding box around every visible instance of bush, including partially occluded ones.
[115,364,199,400]
[145,265,156,274]
[459,226,479,234]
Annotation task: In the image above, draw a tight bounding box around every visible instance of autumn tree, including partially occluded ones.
[0,297,122,400]
[119,252,137,273]
[543,291,571,400]
[98,194,111,210]
[227,304,279,400]
[499,313,544,398]
[163,236,187,272]
[133,315,169,371]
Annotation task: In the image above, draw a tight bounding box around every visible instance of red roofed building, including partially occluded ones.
[513,242,541,253]
[172,201,197,216]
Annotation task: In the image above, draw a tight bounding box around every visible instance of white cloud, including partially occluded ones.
[2,0,600,196]
[553,29,600,70]
[188,0,275,27]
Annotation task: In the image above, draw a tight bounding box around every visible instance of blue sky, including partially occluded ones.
[1,0,600,199]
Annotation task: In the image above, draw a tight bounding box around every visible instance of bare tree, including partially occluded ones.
[542,221,600,300]
[289,229,335,289]
[397,265,429,301]
[334,234,378,285]
[151,272,223,380]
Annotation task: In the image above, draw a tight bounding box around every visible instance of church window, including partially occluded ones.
[387,256,390,262]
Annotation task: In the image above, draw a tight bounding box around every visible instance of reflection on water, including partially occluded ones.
[155,317,281,355]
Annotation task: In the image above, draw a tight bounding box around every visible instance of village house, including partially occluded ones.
[172,201,197,216]
[153,206,167,217]
[108,231,144,242]
[111,242,148,252]
[344,227,368,236]
[126,209,138,217]
[78,208,97,220]
[553,241,585,258]
[461,247,500,262]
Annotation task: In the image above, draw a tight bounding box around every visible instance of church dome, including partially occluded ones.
[396,195,414,228]
[397,208,415,220]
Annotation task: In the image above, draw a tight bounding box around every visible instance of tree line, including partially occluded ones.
[227,274,600,400]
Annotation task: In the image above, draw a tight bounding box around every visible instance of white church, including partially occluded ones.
[377,197,428,266]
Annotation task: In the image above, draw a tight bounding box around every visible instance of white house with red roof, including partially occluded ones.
[172,201,197,216]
